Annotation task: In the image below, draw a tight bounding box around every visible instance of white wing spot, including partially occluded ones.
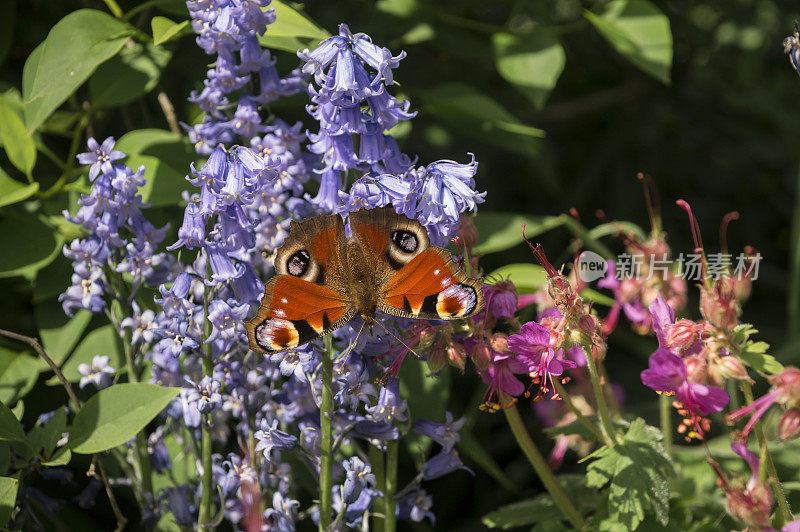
[281,298,288,303]
[434,269,440,275]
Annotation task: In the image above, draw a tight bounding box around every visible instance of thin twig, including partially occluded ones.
[0,328,81,412]
[94,455,129,532]
[157,92,180,134]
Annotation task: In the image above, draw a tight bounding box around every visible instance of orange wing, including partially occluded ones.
[245,275,355,354]
[378,248,485,320]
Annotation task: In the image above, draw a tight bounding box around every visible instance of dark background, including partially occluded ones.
[3,0,800,529]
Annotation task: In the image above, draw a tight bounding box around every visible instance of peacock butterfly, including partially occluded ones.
[245,206,485,354]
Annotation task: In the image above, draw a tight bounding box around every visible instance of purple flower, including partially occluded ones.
[641,348,728,415]
[342,456,376,504]
[396,488,435,524]
[77,355,116,389]
[365,381,408,424]
[263,491,299,532]
[420,449,473,480]
[186,376,222,414]
[507,321,576,398]
[254,418,297,460]
[76,137,125,181]
[206,299,249,344]
[413,411,465,452]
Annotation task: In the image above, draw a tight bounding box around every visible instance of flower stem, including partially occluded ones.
[384,441,399,532]
[370,446,385,532]
[583,350,618,445]
[504,405,586,529]
[660,394,673,459]
[319,335,335,531]
[552,380,605,443]
[198,271,215,528]
[740,382,792,524]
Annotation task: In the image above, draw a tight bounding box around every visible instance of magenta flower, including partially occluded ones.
[479,351,528,411]
[641,348,728,415]
[507,321,576,399]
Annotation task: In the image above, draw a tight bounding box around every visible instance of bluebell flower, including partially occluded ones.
[396,488,435,524]
[77,355,116,390]
[342,456,376,504]
[336,363,378,410]
[254,418,298,460]
[413,411,466,452]
[263,491,299,532]
[186,376,223,414]
[271,346,316,382]
[416,154,485,227]
[219,454,257,499]
[149,440,171,473]
[59,270,106,315]
[420,449,473,480]
[337,174,411,214]
[179,387,202,428]
[161,485,196,526]
[76,136,125,181]
[366,382,408,424]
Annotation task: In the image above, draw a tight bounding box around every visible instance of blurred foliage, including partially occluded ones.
[0,0,799,529]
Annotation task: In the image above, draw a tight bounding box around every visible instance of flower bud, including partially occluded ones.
[664,319,699,352]
[447,343,467,371]
[684,355,707,383]
[778,408,800,441]
[411,323,436,351]
[458,214,478,250]
[708,355,750,386]
[484,280,518,320]
[489,333,509,353]
[470,342,492,372]
[770,367,800,406]
[426,343,447,374]
[700,279,740,331]
[726,483,773,530]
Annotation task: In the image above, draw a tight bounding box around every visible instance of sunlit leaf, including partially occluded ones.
[492,31,565,109]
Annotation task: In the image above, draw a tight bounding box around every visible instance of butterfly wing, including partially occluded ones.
[246,212,355,354]
[245,276,356,354]
[377,247,485,320]
[348,206,484,321]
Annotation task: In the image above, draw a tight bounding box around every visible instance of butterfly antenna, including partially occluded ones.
[373,319,422,360]
[335,321,367,361]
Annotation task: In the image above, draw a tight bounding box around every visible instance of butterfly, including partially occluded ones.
[245,206,485,354]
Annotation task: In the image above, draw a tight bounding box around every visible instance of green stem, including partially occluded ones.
[659,394,673,459]
[504,405,586,530]
[198,266,215,528]
[319,335,335,531]
[552,380,605,443]
[740,383,792,524]
[383,441,398,532]
[583,349,618,445]
[788,164,800,338]
[103,0,124,19]
[370,446,385,531]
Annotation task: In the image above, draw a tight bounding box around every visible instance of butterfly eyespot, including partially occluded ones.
[255,318,300,351]
[391,230,418,253]
[287,250,311,277]
[436,283,478,318]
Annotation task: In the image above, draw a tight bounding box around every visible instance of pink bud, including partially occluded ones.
[427,343,447,374]
[700,280,740,331]
[684,355,707,383]
[470,342,492,372]
[447,343,467,371]
[490,333,509,353]
[458,214,478,250]
[770,367,800,405]
[709,355,750,386]
[778,408,800,441]
[665,319,699,351]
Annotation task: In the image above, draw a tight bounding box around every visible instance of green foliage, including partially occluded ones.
[0,348,41,407]
[732,324,784,374]
[89,43,172,108]
[489,263,546,293]
[27,407,66,459]
[22,9,133,132]
[473,212,563,255]
[0,476,18,527]
[0,98,36,176]
[0,216,60,279]
[0,170,38,207]
[151,16,190,46]
[586,419,673,530]
[36,306,91,366]
[51,325,125,383]
[258,0,331,53]
[492,31,566,110]
[69,383,179,454]
[584,0,673,84]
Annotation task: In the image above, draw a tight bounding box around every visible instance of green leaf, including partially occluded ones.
[151,16,190,46]
[53,325,124,383]
[42,446,71,467]
[0,444,9,476]
[0,476,18,527]
[0,171,38,207]
[482,496,562,528]
[488,264,546,294]
[738,350,783,374]
[23,9,133,133]
[27,407,66,458]
[492,31,566,109]
[584,0,673,85]
[0,400,27,446]
[0,215,60,278]
[0,348,41,407]
[0,99,36,175]
[89,43,172,108]
[581,288,616,307]
[115,129,197,207]
[70,383,179,454]
[586,418,672,529]
[36,305,92,366]
[473,212,564,255]
[33,255,73,304]
[262,1,329,39]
